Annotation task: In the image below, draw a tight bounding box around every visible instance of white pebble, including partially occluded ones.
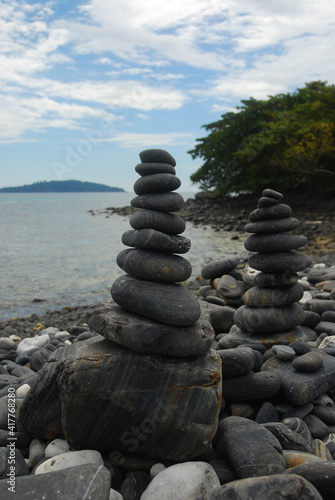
[17,334,50,354]
[35,450,103,474]
[109,490,123,500]
[45,439,70,458]
[299,291,313,304]
[29,438,46,462]
[41,327,60,335]
[55,331,71,338]
[318,335,335,349]
[140,461,220,500]
[16,384,31,398]
[150,463,166,478]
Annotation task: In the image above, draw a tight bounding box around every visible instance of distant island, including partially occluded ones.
[0,180,125,193]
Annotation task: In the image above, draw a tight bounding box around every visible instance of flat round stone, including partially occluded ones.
[245,217,300,234]
[133,173,181,195]
[130,209,186,234]
[217,347,255,378]
[262,188,283,200]
[201,256,240,280]
[119,248,192,283]
[243,283,304,307]
[139,149,176,166]
[245,233,307,253]
[214,275,245,299]
[249,204,292,222]
[135,162,176,176]
[111,275,201,326]
[131,192,184,212]
[255,272,298,288]
[86,303,214,357]
[234,304,305,333]
[257,196,279,207]
[272,345,296,361]
[292,351,324,372]
[122,229,191,253]
[249,252,312,273]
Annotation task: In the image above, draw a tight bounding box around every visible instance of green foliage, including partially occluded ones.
[188,81,335,195]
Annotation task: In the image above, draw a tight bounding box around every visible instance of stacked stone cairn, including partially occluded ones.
[17,149,222,464]
[232,188,313,347]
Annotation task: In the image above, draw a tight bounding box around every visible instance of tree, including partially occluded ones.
[188,81,335,195]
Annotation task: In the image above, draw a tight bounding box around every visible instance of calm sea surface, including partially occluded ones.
[0,192,246,321]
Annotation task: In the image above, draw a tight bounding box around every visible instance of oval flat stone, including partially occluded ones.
[283,450,326,469]
[201,257,240,280]
[263,422,313,453]
[130,209,186,234]
[191,474,323,500]
[315,321,335,336]
[139,149,176,166]
[122,229,191,254]
[220,326,309,350]
[307,299,335,315]
[285,462,335,500]
[221,371,280,402]
[133,173,181,195]
[249,251,312,273]
[217,347,255,378]
[111,275,201,326]
[135,162,176,176]
[86,303,215,357]
[263,188,283,200]
[303,415,329,439]
[243,284,304,307]
[272,345,296,361]
[234,304,305,333]
[245,217,300,234]
[131,192,184,212]
[119,248,192,283]
[257,196,279,207]
[292,351,324,372]
[281,417,312,443]
[249,204,292,222]
[312,405,335,426]
[255,272,298,288]
[212,416,286,478]
[245,233,307,253]
[214,275,245,299]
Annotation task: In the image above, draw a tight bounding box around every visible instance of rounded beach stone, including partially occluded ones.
[283,450,326,469]
[285,462,335,500]
[244,233,307,253]
[263,188,283,200]
[111,275,201,326]
[304,415,329,439]
[280,418,312,444]
[272,345,296,361]
[249,204,292,222]
[243,283,304,308]
[213,275,245,299]
[217,347,255,378]
[257,196,279,207]
[263,422,312,453]
[312,406,335,426]
[140,462,220,500]
[234,304,305,333]
[119,248,192,283]
[254,272,298,288]
[133,173,181,195]
[35,450,104,474]
[249,251,312,274]
[255,402,279,423]
[315,321,335,336]
[139,149,176,166]
[130,209,186,234]
[121,471,151,500]
[292,351,324,372]
[221,326,308,350]
[18,337,222,460]
[131,192,184,212]
[191,474,323,500]
[86,303,215,357]
[135,162,176,176]
[221,371,280,402]
[201,256,240,280]
[245,217,300,234]
[289,341,311,356]
[212,416,286,478]
[122,229,191,254]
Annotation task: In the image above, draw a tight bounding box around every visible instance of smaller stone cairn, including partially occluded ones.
[232,188,313,347]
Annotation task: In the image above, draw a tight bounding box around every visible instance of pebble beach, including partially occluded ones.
[1,150,335,499]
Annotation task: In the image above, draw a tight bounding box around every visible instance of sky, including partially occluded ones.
[1,0,335,192]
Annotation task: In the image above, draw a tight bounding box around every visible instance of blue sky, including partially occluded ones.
[1,0,335,192]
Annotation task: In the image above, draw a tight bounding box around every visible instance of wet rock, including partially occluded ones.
[292,351,324,372]
[234,304,305,333]
[201,257,240,280]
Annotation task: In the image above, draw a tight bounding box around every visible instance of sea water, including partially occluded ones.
[0,192,246,321]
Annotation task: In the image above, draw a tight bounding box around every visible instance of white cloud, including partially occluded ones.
[105,131,193,148]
